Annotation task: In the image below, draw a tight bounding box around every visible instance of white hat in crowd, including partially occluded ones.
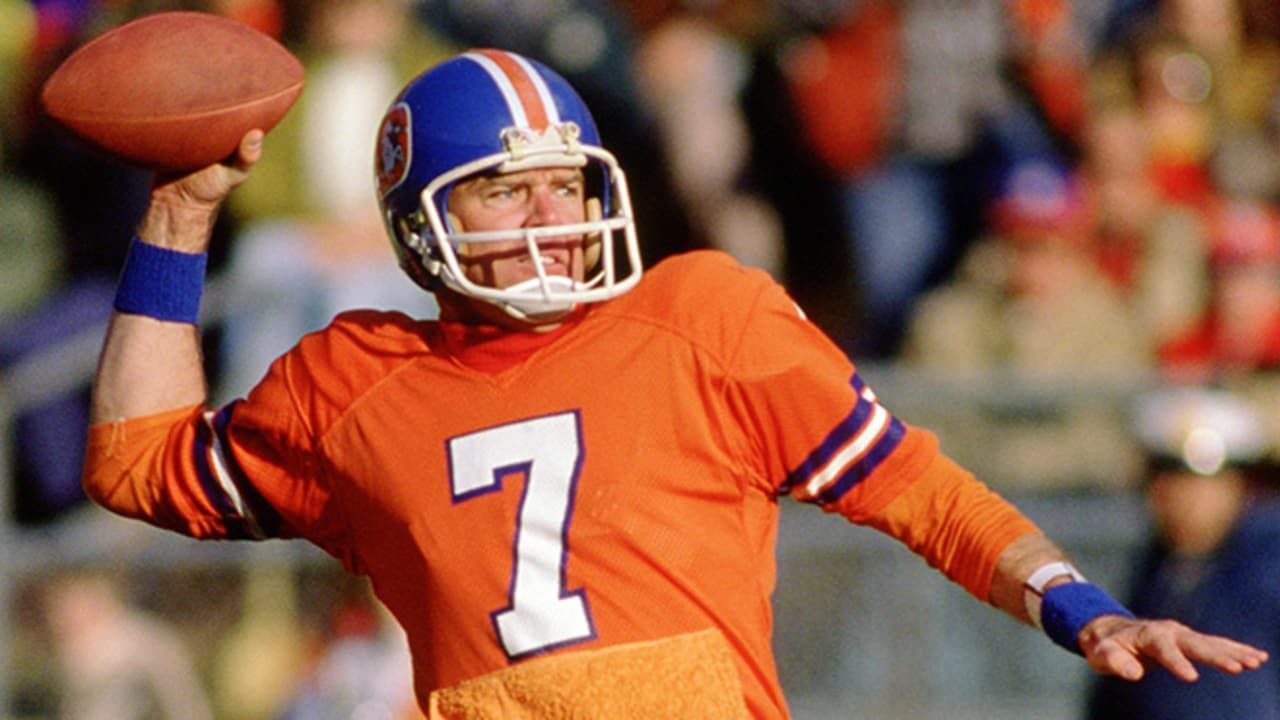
[1134,388,1271,475]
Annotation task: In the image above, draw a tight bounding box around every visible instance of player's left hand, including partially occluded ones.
[1079,615,1269,681]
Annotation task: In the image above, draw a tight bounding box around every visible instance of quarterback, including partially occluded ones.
[84,49,1267,718]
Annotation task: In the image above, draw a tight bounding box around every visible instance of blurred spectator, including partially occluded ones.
[212,559,307,720]
[1158,198,1280,379]
[43,569,215,720]
[213,0,285,37]
[0,0,35,136]
[741,0,886,350]
[1100,0,1280,203]
[1081,12,1280,383]
[1074,98,1214,374]
[1076,97,1158,288]
[1131,29,1218,207]
[1087,386,1280,720]
[903,158,1149,376]
[0,150,62,326]
[776,0,1091,358]
[216,0,446,400]
[276,581,416,720]
[632,12,785,278]
[1198,0,1280,203]
[901,159,1147,488]
[0,0,63,323]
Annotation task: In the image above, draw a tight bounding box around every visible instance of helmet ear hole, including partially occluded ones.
[584,197,602,269]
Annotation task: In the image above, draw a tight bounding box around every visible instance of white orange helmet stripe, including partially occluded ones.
[464,49,560,131]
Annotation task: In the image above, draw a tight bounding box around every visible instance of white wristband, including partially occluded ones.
[1023,561,1086,629]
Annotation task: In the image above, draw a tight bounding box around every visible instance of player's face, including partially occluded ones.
[447,167,589,291]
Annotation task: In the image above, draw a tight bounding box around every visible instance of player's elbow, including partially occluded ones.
[81,417,173,523]
[82,451,147,520]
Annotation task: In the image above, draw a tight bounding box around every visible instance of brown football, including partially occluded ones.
[40,11,304,173]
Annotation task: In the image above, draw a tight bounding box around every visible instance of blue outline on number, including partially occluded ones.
[448,411,597,661]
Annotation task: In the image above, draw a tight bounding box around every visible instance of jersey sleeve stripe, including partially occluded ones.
[781,372,906,503]
[191,402,284,539]
[193,409,262,539]
[211,403,287,536]
[780,374,876,491]
[211,402,289,538]
[813,414,905,505]
[803,402,889,496]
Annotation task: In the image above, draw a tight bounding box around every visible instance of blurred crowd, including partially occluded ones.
[13,560,416,720]
[5,0,1280,518]
[4,1,1280,717]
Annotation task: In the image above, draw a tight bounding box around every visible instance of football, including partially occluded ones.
[40,11,304,173]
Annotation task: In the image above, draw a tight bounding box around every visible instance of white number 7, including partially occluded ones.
[448,412,596,659]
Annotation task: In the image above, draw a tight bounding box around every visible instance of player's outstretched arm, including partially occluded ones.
[989,532,1269,681]
[90,130,262,425]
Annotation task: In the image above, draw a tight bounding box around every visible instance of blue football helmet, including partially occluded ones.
[375,49,642,321]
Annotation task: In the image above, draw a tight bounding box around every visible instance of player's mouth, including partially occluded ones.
[521,245,576,276]
[535,253,569,275]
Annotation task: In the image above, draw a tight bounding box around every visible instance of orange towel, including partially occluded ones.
[427,628,749,719]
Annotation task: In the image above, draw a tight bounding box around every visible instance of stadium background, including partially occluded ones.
[3,0,1280,717]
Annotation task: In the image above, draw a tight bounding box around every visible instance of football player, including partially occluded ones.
[84,49,1267,718]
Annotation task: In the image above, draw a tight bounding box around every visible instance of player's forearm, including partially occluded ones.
[90,195,219,424]
[861,451,1042,600]
[90,313,207,423]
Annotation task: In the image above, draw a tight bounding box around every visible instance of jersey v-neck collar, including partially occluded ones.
[432,310,585,374]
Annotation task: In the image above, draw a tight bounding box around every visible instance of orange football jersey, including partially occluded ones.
[85,250,1038,718]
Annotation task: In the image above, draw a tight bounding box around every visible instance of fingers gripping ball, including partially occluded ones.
[40,11,303,173]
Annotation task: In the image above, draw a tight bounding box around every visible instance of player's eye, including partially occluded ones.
[554,180,584,199]
[482,185,524,204]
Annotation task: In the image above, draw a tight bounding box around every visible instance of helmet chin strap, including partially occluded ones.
[494,275,580,322]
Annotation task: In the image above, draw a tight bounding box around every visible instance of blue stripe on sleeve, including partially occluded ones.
[210,402,284,538]
[192,410,253,538]
[814,415,906,505]
[779,373,874,494]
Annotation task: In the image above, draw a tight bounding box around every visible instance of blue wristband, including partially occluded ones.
[113,238,208,323]
[1041,582,1135,655]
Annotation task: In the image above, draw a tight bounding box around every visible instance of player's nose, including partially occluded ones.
[527,186,562,225]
